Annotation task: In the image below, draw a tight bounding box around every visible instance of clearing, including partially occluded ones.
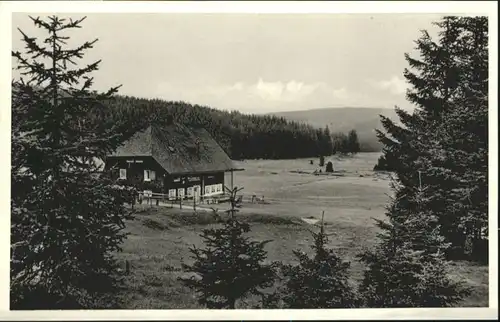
[115,153,488,308]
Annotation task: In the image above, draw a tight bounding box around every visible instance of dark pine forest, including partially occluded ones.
[95,94,360,160]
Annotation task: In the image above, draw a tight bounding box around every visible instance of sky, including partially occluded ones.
[11,13,443,114]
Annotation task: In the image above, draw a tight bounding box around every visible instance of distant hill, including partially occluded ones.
[271,107,400,152]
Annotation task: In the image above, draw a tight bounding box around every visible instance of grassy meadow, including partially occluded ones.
[115,153,488,308]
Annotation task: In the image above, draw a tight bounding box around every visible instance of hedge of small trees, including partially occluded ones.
[179,188,470,309]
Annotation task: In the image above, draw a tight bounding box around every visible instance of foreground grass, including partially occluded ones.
[114,205,488,308]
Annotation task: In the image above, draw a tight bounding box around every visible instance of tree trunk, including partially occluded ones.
[228,297,236,309]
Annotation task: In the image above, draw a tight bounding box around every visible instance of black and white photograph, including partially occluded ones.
[1,1,497,320]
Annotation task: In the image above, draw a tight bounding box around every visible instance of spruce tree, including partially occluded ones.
[358,185,471,307]
[359,243,470,307]
[332,132,350,155]
[324,126,332,154]
[179,187,276,309]
[363,15,487,299]
[375,16,488,260]
[427,81,488,261]
[429,17,488,260]
[347,129,360,154]
[11,16,137,309]
[282,213,359,308]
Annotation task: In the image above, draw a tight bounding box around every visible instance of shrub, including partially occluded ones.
[325,161,334,173]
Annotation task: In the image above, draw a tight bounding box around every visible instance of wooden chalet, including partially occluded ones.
[105,122,243,201]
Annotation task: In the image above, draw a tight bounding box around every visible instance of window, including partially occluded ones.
[144,170,156,182]
[119,168,127,180]
[187,187,193,197]
[168,189,176,200]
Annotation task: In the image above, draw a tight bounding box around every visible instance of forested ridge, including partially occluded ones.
[94,94,361,160]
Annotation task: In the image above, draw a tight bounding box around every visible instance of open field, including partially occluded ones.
[115,153,488,308]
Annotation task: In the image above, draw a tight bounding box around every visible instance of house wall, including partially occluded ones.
[106,157,227,198]
[165,172,225,199]
[105,156,166,191]
[203,172,225,186]
[202,172,225,196]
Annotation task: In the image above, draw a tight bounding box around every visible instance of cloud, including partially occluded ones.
[250,78,325,102]
[153,79,353,113]
[332,87,349,100]
[369,76,408,95]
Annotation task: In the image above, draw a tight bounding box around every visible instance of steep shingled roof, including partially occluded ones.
[108,123,240,175]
